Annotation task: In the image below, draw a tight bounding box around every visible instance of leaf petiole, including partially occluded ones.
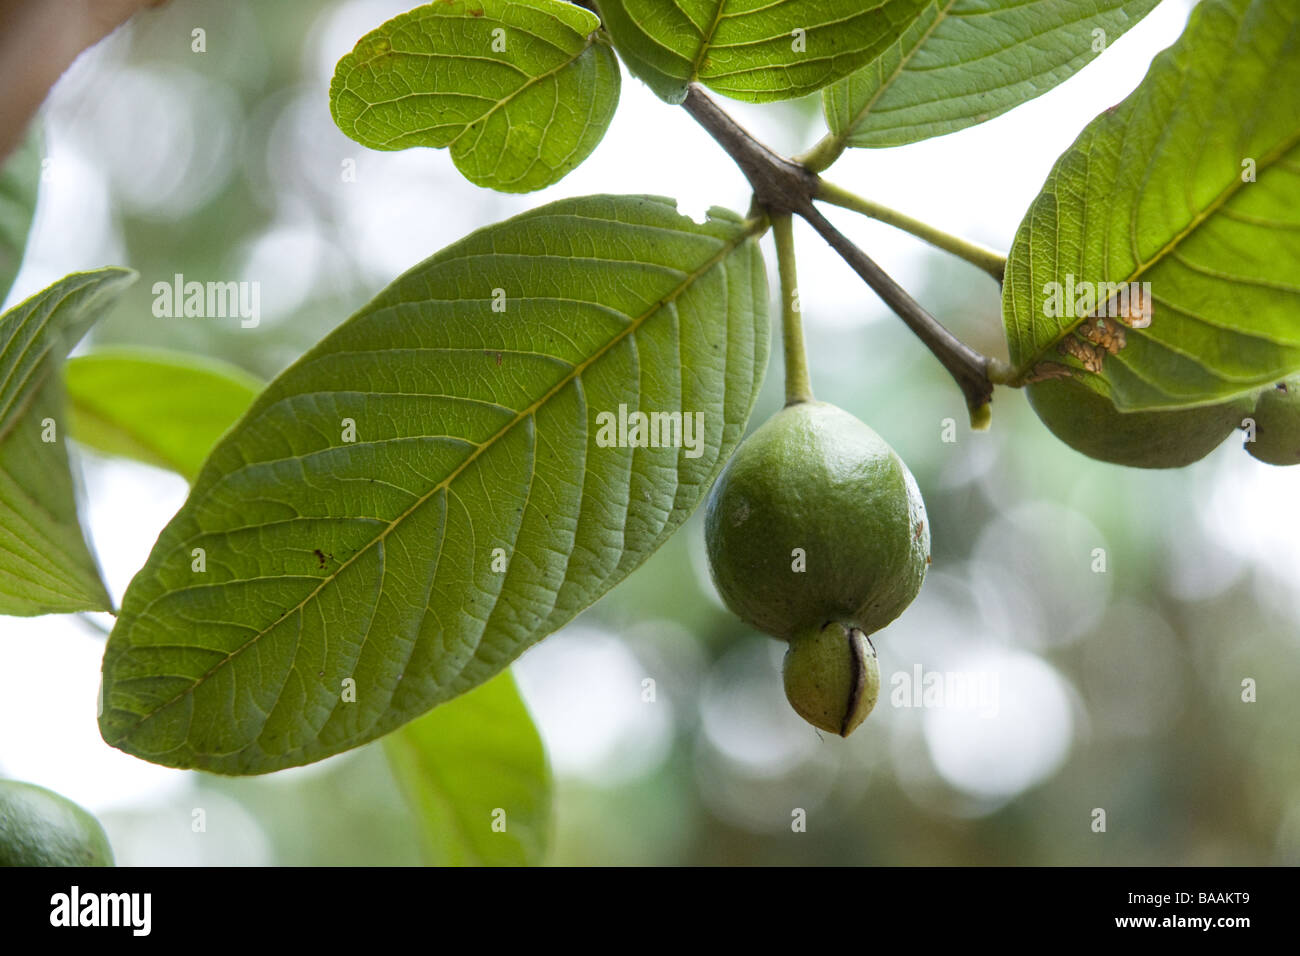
[815,179,1006,282]
[794,131,847,175]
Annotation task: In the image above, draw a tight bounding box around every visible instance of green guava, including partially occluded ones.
[783,621,880,737]
[1245,376,1300,466]
[704,400,929,642]
[0,780,115,867]
[1027,378,1252,468]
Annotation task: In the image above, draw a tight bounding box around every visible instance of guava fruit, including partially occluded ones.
[704,401,925,734]
[783,621,879,737]
[1245,376,1300,466]
[705,401,928,642]
[0,780,115,867]
[1027,377,1252,468]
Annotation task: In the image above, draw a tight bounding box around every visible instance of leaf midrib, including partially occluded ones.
[448,34,599,151]
[1011,123,1300,382]
[832,0,952,147]
[112,217,762,742]
[688,1,731,81]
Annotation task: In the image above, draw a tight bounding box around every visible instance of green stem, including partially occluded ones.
[816,179,1007,282]
[795,131,848,175]
[986,357,1017,385]
[772,214,813,406]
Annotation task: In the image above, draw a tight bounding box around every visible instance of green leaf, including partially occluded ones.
[0,269,136,616]
[823,0,1158,149]
[0,128,41,304]
[65,348,263,483]
[330,0,620,193]
[65,344,556,860]
[99,194,768,774]
[385,669,550,866]
[595,0,929,104]
[1002,0,1300,411]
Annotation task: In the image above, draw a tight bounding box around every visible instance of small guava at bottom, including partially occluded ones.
[0,780,115,867]
[1245,375,1300,466]
[783,620,879,737]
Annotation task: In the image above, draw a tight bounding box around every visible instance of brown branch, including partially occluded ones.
[799,203,993,410]
[680,83,995,417]
[0,0,168,161]
[681,85,816,217]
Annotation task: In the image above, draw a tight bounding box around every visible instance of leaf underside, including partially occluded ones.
[65,348,262,484]
[61,345,553,863]
[824,0,1159,149]
[595,0,930,104]
[385,669,551,866]
[330,0,620,193]
[99,194,769,775]
[0,269,136,616]
[1003,0,1300,411]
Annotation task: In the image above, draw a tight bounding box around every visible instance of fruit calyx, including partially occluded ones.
[782,620,880,737]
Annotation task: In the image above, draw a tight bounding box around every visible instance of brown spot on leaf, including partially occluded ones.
[1059,335,1107,373]
[1077,317,1126,355]
[1025,361,1074,383]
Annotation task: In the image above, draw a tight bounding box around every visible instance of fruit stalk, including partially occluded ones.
[772,214,814,405]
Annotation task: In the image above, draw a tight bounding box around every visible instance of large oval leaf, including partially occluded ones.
[66,345,553,856]
[1002,0,1300,410]
[0,268,136,616]
[822,0,1158,150]
[595,0,928,104]
[330,0,620,193]
[385,669,550,866]
[99,195,769,774]
[65,347,262,483]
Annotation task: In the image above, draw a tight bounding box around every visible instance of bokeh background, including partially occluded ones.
[2,0,1297,865]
